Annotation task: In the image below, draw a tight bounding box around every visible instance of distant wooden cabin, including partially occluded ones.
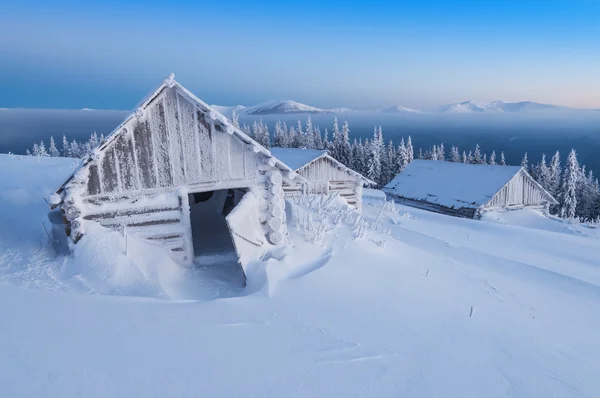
[269,148,374,212]
[49,74,305,278]
[383,160,558,219]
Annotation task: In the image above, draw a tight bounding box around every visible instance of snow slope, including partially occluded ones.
[1,156,600,397]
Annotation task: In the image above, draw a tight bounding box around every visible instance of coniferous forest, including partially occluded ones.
[26,113,599,222]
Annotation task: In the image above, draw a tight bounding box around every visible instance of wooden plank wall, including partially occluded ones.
[486,171,548,208]
[90,87,259,197]
[297,157,361,209]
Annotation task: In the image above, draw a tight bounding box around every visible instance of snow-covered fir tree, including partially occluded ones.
[273,121,286,148]
[489,150,496,165]
[334,120,352,166]
[535,154,551,191]
[313,126,323,150]
[48,136,60,157]
[38,140,49,157]
[473,144,483,164]
[406,136,414,163]
[89,132,99,149]
[323,128,330,151]
[366,128,383,186]
[61,135,70,157]
[305,117,315,149]
[397,138,409,173]
[231,110,240,129]
[437,143,445,161]
[560,149,579,220]
[462,151,467,164]
[450,146,461,162]
[521,152,529,170]
[500,152,507,166]
[548,151,561,198]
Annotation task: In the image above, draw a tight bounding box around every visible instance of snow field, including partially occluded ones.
[1,155,600,397]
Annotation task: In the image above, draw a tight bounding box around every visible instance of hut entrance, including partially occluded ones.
[188,188,265,286]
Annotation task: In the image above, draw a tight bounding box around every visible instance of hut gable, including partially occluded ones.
[383,160,557,218]
[270,147,374,211]
[51,74,303,272]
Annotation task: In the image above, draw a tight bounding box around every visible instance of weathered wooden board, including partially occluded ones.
[87,164,102,195]
[178,93,202,184]
[163,88,185,186]
[149,100,173,188]
[196,110,215,182]
[132,119,157,189]
[114,132,139,191]
[101,147,119,193]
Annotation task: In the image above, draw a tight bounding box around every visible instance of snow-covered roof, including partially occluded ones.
[270,147,375,185]
[383,160,531,209]
[54,74,305,196]
[269,148,327,170]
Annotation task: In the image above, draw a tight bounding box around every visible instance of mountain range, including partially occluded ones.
[212,99,596,116]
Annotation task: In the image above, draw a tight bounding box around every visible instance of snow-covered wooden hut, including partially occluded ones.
[49,74,305,277]
[383,160,558,218]
[269,148,374,212]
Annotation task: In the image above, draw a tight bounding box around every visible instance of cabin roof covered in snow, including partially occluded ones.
[383,160,553,209]
[270,147,375,184]
[269,148,327,170]
[53,74,305,197]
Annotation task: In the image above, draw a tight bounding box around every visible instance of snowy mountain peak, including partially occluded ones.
[380,105,421,113]
[437,100,566,113]
[244,100,329,115]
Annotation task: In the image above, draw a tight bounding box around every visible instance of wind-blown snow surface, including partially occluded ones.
[1,156,600,397]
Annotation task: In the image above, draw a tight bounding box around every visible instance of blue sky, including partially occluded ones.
[1,0,599,110]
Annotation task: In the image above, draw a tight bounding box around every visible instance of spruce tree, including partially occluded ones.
[314,126,323,150]
[231,110,240,128]
[473,144,482,164]
[489,150,497,165]
[549,151,561,197]
[330,117,340,159]
[536,154,551,190]
[500,151,507,166]
[305,116,315,149]
[397,138,409,172]
[437,143,445,161]
[450,146,461,162]
[366,130,382,186]
[406,136,414,163]
[48,136,60,157]
[62,135,70,157]
[335,121,352,166]
[462,151,467,163]
[560,149,579,219]
[273,121,285,147]
[38,140,49,157]
[467,150,474,164]
[521,152,529,170]
[323,128,330,151]
[89,131,99,149]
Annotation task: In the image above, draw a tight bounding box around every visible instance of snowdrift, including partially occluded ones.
[1,154,600,397]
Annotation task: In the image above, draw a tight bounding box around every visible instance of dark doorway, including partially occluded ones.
[188,188,248,287]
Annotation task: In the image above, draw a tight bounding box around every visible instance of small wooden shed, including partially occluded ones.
[383,160,558,219]
[269,148,374,212]
[50,74,304,276]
